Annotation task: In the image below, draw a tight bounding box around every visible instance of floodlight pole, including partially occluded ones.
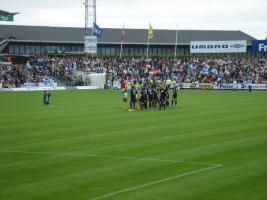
[84,0,95,59]
[93,0,96,26]
[85,0,89,31]
[92,0,96,59]
[84,0,89,59]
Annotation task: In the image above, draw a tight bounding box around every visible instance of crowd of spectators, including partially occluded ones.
[1,56,267,88]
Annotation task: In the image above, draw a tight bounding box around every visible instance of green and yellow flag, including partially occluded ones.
[148,23,154,40]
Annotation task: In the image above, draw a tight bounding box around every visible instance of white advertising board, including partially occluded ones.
[190,40,247,53]
[84,36,97,54]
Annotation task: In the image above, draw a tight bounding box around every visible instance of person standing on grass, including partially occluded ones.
[129,85,137,111]
[171,84,178,106]
[152,87,158,108]
[140,86,148,110]
[43,91,51,105]
[121,78,126,91]
[249,83,252,92]
[166,87,170,107]
[159,85,167,110]
[122,89,128,110]
[147,87,153,108]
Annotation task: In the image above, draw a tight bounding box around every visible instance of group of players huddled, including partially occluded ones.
[122,78,179,111]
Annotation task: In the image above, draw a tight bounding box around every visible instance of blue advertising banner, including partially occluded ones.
[252,40,267,53]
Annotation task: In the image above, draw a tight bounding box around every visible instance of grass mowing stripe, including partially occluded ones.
[1,113,265,151]
[0,150,220,166]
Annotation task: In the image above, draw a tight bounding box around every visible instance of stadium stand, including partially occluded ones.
[1,56,266,88]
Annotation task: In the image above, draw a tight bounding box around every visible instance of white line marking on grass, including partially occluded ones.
[0,150,220,166]
[90,164,223,200]
[0,150,223,199]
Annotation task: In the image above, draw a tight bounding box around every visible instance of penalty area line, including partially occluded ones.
[90,164,223,200]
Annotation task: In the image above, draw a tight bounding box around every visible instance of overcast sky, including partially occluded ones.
[1,0,267,39]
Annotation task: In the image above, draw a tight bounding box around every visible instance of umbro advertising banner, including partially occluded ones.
[190,40,247,53]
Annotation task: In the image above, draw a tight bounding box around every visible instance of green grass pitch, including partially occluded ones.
[0,90,266,200]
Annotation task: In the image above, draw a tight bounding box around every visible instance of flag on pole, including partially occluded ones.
[93,23,102,37]
[148,23,154,39]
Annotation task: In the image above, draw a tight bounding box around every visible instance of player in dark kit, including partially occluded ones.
[43,91,51,105]
[147,87,154,108]
[159,86,167,110]
[249,84,252,92]
[152,87,158,108]
[171,85,178,106]
[166,87,170,107]
[129,86,137,111]
[140,87,148,109]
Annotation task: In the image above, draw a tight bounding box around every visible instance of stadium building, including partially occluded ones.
[0,24,257,57]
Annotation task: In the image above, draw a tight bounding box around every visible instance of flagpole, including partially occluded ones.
[174,21,179,58]
[120,22,125,59]
[120,42,123,59]
[146,37,150,58]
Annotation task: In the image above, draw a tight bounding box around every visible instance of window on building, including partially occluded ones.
[110,47,116,56]
[35,45,41,55]
[9,44,14,54]
[139,47,145,56]
[78,46,83,52]
[164,47,168,57]
[97,46,103,55]
[71,45,78,52]
[184,47,190,55]
[177,47,184,56]
[105,47,111,55]
[25,45,31,54]
[52,45,57,53]
[65,45,71,52]
[135,48,139,56]
[20,44,25,54]
[40,46,46,54]
[158,47,163,56]
[115,47,120,56]
[30,45,36,55]
[14,45,20,54]
[152,47,158,56]
[167,48,173,57]
[128,47,133,56]
[124,47,129,56]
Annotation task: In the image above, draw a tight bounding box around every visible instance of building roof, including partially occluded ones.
[0,24,256,45]
[0,10,19,16]
[0,39,9,52]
